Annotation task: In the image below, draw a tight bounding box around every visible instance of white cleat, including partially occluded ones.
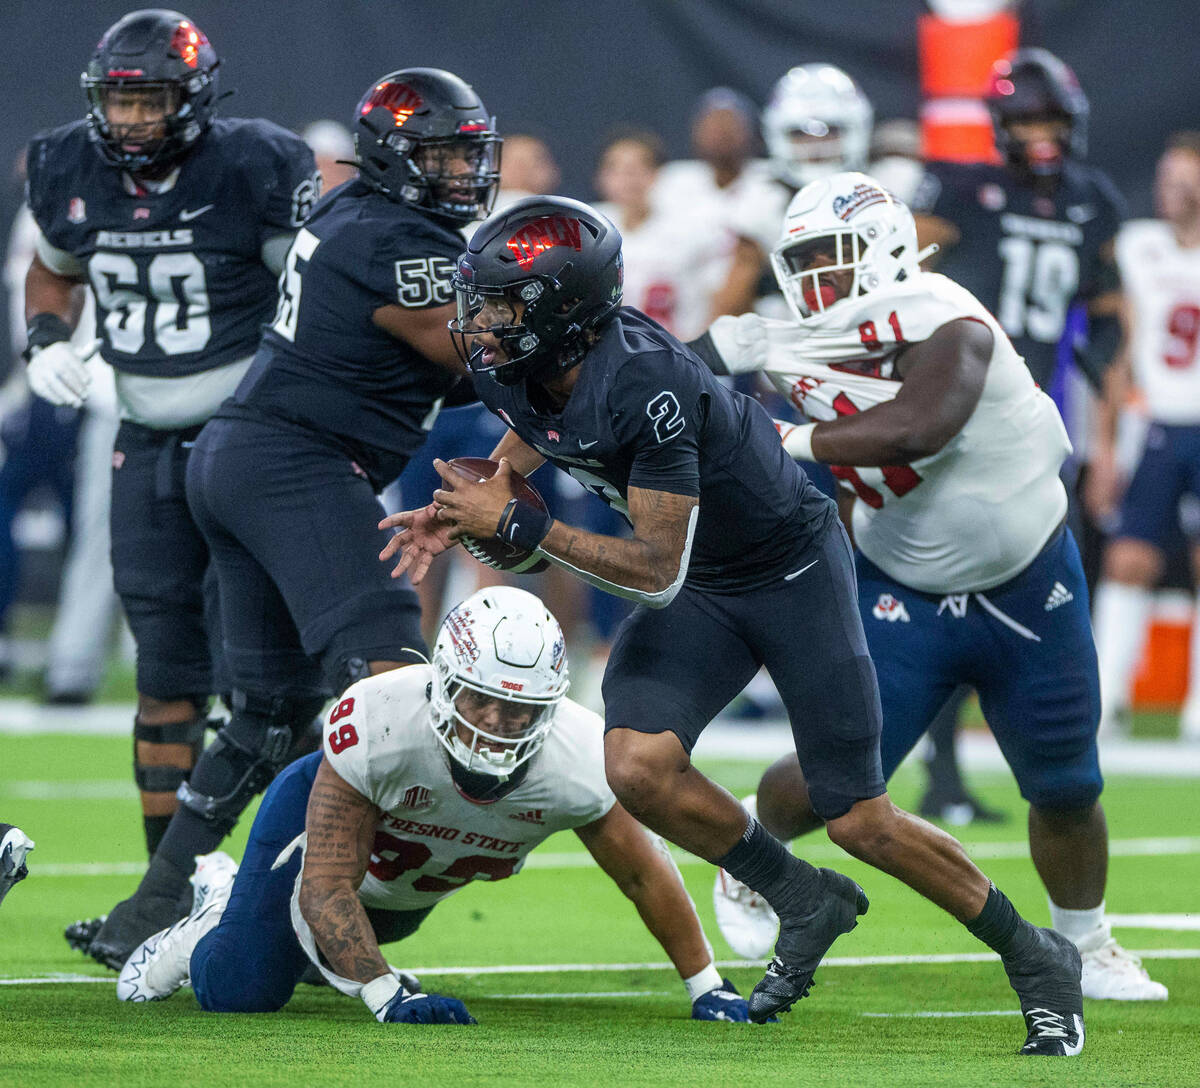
[712,795,780,960]
[117,851,238,1003]
[1076,925,1168,1001]
[0,824,35,908]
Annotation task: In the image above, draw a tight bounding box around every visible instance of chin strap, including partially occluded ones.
[916,243,940,265]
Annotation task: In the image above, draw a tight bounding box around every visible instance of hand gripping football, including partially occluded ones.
[444,457,551,573]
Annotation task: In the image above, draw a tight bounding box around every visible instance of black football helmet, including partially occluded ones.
[449,196,624,386]
[985,47,1088,177]
[354,68,501,224]
[81,9,219,174]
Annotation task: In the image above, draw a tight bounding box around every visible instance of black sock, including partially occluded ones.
[716,817,821,917]
[133,807,227,904]
[143,815,171,858]
[965,884,1036,959]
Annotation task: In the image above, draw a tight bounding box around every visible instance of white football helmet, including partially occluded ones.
[430,587,569,786]
[771,171,923,324]
[762,65,873,189]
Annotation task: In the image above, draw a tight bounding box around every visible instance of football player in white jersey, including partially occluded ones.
[695,172,1166,1004]
[1088,133,1200,741]
[116,587,754,1024]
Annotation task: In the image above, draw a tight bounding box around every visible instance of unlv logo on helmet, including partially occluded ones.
[506,216,583,270]
[362,81,424,125]
[170,21,208,69]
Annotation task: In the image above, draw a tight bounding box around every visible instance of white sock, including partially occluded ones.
[1048,898,1107,944]
[1092,581,1152,722]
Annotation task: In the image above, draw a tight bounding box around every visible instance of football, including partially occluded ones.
[443,457,551,573]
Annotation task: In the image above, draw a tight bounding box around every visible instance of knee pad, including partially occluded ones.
[176,690,326,833]
[132,706,209,796]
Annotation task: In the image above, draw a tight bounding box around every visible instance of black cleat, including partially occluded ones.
[0,824,34,908]
[747,867,868,1023]
[917,788,1007,826]
[64,915,106,955]
[1005,927,1085,1056]
[87,894,188,971]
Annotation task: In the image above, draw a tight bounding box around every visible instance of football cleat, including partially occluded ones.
[89,892,189,971]
[1004,927,1085,1056]
[712,797,779,959]
[747,867,868,1023]
[117,852,238,1003]
[64,916,106,955]
[916,789,1007,827]
[0,824,34,908]
[1076,926,1168,1001]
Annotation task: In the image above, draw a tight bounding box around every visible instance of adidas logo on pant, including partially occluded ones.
[1044,582,1074,611]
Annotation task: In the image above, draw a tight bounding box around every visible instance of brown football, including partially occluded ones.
[443,457,551,573]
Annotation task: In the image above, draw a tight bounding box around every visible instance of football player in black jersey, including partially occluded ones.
[22,9,318,963]
[909,48,1126,826]
[78,68,501,973]
[381,197,1086,1050]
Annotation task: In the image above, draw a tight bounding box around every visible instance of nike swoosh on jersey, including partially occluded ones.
[784,558,819,581]
[179,204,215,222]
[579,440,599,450]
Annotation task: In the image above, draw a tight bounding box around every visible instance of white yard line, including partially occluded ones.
[4,948,1198,986]
[27,834,1200,878]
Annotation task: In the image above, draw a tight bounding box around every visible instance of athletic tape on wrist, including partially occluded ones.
[684,962,724,1003]
[362,972,403,1019]
[496,497,552,553]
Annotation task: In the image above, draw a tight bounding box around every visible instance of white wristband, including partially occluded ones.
[362,972,403,1020]
[683,962,724,1003]
[779,421,817,462]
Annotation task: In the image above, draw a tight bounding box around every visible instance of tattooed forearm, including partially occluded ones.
[300,880,390,984]
[542,486,695,593]
[300,759,388,983]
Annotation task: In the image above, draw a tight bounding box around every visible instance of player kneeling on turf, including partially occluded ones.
[119,587,752,1023]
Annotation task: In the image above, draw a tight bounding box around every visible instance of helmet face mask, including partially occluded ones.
[354,68,501,223]
[763,64,873,189]
[429,588,569,801]
[986,48,1088,179]
[771,172,921,325]
[449,197,623,386]
[82,10,219,175]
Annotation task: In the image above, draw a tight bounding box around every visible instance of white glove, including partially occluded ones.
[775,419,817,462]
[26,338,99,408]
[706,313,769,375]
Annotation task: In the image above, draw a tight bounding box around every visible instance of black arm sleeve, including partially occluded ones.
[685,332,729,376]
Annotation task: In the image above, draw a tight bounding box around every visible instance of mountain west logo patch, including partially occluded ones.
[401,784,433,810]
[509,808,545,825]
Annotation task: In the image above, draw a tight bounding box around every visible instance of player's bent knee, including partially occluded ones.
[824,797,898,859]
[757,755,822,839]
[602,730,684,813]
[1027,778,1103,815]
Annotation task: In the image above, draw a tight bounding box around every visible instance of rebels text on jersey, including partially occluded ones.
[476,308,836,590]
[760,274,1071,592]
[912,161,1126,387]
[230,180,466,487]
[25,118,318,378]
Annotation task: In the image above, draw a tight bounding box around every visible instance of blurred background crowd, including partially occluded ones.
[2,0,1197,795]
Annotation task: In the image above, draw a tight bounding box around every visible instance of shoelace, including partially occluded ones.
[1025,1008,1070,1039]
[1086,938,1148,974]
[764,957,815,998]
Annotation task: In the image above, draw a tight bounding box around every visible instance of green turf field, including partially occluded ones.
[1,733,1198,1087]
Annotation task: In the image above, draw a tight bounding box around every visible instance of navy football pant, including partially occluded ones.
[603,522,885,821]
[191,751,431,1013]
[110,420,221,699]
[858,527,1103,812]
[187,415,426,700]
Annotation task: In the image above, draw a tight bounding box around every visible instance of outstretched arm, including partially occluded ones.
[781,317,992,467]
[576,804,711,979]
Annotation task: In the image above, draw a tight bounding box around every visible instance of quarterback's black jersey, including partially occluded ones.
[476,308,836,591]
[231,180,466,487]
[911,160,1126,387]
[26,118,317,379]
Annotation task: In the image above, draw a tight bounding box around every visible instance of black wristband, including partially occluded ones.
[23,312,72,362]
[496,497,552,552]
